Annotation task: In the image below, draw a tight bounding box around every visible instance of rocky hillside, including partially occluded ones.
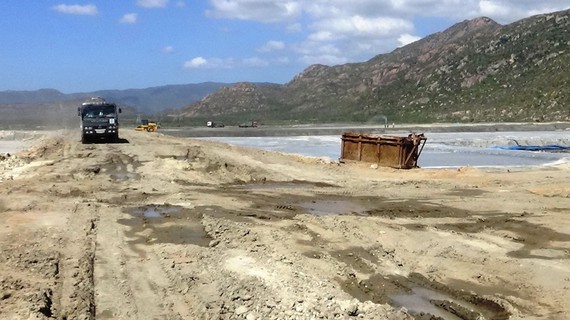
[177,9,570,124]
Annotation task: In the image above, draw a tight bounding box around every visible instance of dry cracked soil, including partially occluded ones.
[0,129,569,320]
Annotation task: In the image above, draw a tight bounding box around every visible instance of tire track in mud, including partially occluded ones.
[57,203,98,320]
[94,201,196,319]
[0,135,100,320]
[10,137,148,319]
[84,143,194,319]
[93,202,140,319]
[77,142,156,319]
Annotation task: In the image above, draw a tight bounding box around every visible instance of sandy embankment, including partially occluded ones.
[0,130,47,153]
[0,129,569,320]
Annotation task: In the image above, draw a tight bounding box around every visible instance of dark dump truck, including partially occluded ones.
[78,97,122,143]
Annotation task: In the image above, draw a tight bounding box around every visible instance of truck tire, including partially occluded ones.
[81,133,88,144]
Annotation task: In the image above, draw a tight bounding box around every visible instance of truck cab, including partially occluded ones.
[78,97,121,143]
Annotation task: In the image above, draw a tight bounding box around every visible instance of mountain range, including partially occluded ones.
[0,82,228,115]
[176,8,570,125]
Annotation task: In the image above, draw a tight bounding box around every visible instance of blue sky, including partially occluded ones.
[1,0,568,93]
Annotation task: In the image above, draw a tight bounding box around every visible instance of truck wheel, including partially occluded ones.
[81,134,88,144]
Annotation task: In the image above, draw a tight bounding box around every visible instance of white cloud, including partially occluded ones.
[477,0,570,23]
[203,0,570,68]
[137,0,169,8]
[287,23,302,33]
[207,0,301,22]
[293,42,349,65]
[308,31,334,42]
[162,46,175,53]
[184,56,269,69]
[175,1,186,7]
[243,57,270,67]
[294,42,341,57]
[310,16,414,41]
[185,57,208,68]
[119,13,138,24]
[479,0,512,18]
[52,4,98,15]
[300,54,349,66]
[257,40,285,52]
[398,33,421,46]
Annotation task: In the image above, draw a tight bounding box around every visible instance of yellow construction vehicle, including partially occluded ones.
[135,119,159,132]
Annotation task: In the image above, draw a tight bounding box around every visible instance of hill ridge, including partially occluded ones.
[176,9,570,125]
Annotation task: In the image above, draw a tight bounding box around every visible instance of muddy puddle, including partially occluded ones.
[195,184,509,222]
[302,245,512,319]
[239,179,338,190]
[297,199,369,216]
[108,172,141,181]
[130,205,182,218]
[340,272,511,320]
[157,155,190,161]
[390,287,479,320]
[102,154,141,181]
[445,188,488,197]
[293,197,480,219]
[404,215,570,260]
[118,205,212,256]
[195,178,497,220]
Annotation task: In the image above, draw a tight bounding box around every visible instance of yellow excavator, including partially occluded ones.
[135,119,159,132]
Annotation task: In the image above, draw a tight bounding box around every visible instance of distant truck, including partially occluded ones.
[206,121,225,128]
[78,97,121,143]
[239,120,258,128]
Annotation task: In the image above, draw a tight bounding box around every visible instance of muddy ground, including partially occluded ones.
[0,129,568,320]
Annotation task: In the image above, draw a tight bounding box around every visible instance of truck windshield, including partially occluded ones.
[82,105,116,118]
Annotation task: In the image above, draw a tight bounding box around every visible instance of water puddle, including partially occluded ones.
[445,188,488,197]
[103,154,141,181]
[331,248,379,274]
[119,205,212,251]
[340,273,511,320]
[158,155,189,161]
[390,287,466,320]
[109,172,141,181]
[298,199,368,216]
[130,205,182,218]
[241,179,338,190]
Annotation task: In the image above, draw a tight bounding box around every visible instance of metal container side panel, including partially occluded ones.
[378,144,403,167]
[341,139,362,161]
[360,142,379,163]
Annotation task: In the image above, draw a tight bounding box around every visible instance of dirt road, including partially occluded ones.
[1,130,569,320]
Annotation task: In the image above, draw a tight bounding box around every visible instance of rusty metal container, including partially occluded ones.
[340,132,427,169]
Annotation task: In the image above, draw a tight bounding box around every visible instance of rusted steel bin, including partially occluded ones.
[341,132,427,169]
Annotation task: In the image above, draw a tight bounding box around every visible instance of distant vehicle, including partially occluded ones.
[239,121,258,128]
[206,121,225,128]
[78,97,121,143]
[135,119,159,132]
